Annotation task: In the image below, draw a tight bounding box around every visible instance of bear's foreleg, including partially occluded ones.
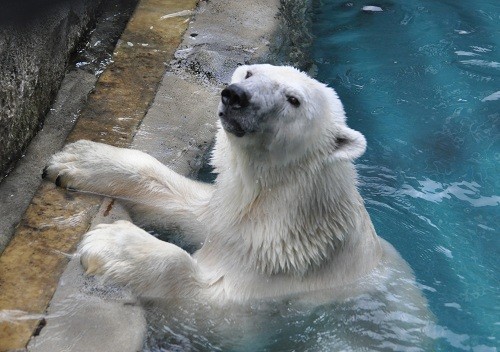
[44,140,214,245]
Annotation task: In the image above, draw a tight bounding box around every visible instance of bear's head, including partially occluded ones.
[218,64,366,166]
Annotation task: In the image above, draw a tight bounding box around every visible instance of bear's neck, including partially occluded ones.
[205,141,380,277]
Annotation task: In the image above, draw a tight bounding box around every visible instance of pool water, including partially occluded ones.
[313,0,499,350]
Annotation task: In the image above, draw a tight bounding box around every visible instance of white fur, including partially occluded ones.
[45,65,426,309]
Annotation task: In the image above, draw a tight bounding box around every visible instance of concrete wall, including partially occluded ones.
[0,0,103,179]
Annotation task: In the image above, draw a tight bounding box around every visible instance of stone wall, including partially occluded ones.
[0,0,103,179]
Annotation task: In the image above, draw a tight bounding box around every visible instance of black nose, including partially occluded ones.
[221,84,250,108]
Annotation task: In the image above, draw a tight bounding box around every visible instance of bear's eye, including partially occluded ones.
[245,71,252,79]
[287,95,300,107]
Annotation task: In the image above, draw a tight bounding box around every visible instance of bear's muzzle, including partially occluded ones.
[219,84,253,137]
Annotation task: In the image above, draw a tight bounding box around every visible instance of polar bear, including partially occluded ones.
[44,65,428,310]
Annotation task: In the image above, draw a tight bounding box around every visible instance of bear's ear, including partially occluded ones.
[329,126,367,161]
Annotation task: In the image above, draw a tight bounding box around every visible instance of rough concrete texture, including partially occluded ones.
[0,0,103,179]
[267,0,315,71]
[172,0,281,85]
[131,72,219,174]
[1,0,282,350]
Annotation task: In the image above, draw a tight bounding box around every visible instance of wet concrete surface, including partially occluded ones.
[0,0,281,350]
[171,0,281,85]
[0,0,139,256]
[28,202,146,352]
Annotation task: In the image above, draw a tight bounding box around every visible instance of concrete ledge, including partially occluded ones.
[172,0,281,85]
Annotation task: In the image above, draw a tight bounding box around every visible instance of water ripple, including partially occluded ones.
[399,178,500,207]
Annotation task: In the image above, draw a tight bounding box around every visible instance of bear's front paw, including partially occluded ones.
[43,140,143,195]
[43,140,106,190]
[79,221,125,277]
[78,220,202,298]
[78,220,153,281]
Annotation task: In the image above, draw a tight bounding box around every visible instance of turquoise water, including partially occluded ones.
[313,0,499,350]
